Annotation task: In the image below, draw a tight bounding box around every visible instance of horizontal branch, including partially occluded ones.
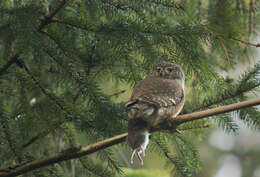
[192,82,260,111]
[174,97,260,124]
[1,97,260,177]
[0,133,127,177]
[227,35,260,47]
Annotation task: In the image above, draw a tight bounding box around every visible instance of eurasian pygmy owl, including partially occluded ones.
[126,62,185,165]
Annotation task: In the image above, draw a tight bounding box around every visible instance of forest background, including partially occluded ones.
[0,0,260,177]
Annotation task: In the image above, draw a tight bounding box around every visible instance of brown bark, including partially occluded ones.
[1,98,260,177]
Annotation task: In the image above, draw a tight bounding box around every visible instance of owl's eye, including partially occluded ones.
[156,67,161,75]
[167,67,174,74]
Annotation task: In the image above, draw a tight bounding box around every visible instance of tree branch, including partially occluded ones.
[192,82,260,112]
[202,25,260,47]
[38,0,67,31]
[0,0,67,77]
[0,133,127,177]
[0,52,19,77]
[174,97,260,124]
[51,17,260,49]
[0,120,22,163]
[1,97,260,177]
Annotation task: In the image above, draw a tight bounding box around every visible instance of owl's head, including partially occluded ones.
[149,62,185,86]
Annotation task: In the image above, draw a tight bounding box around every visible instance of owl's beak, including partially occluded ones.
[160,71,166,77]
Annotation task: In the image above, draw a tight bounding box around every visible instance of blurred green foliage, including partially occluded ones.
[0,0,260,177]
[123,168,169,177]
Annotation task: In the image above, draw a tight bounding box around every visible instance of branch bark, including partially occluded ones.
[192,82,260,112]
[1,97,260,177]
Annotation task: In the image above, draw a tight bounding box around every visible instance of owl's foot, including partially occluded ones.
[162,118,181,134]
[175,129,182,134]
[142,149,145,157]
[130,149,136,164]
[137,151,144,166]
[130,149,144,165]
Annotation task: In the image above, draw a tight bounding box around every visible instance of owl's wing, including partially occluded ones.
[126,76,184,109]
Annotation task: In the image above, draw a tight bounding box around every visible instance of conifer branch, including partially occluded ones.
[148,0,185,10]
[0,1,67,77]
[15,59,64,111]
[50,17,260,50]
[38,0,67,31]
[192,82,260,111]
[108,90,126,97]
[0,52,19,77]
[227,35,260,47]
[50,18,172,37]
[21,131,48,149]
[178,124,210,132]
[173,97,260,124]
[219,39,230,61]
[1,98,260,177]
[0,121,22,163]
[202,25,260,47]
[50,18,95,32]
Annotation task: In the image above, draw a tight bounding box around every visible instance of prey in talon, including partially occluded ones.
[127,118,149,165]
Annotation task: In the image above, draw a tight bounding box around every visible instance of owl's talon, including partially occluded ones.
[137,151,144,166]
[130,149,145,165]
[130,150,136,164]
[175,129,182,134]
[130,159,134,164]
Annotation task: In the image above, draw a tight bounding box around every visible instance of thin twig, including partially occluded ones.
[179,124,210,132]
[15,59,64,111]
[252,1,258,33]
[202,25,260,47]
[108,90,126,97]
[219,39,230,61]
[51,18,96,32]
[248,0,253,40]
[0,52,19,77]
[192,82,260,111]
[38,0,67,31]
[0,121,22,162]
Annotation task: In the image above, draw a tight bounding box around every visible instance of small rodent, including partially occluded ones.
[127,118,149,165]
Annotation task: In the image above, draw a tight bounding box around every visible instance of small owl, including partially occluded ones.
[126,62,185,165]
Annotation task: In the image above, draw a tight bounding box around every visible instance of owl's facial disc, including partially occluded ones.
[152,62,184,82]
[156,67,165,77]
[166,67,174,74]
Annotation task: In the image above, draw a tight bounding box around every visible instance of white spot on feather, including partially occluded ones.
[144,107,154,116]
[169,98,176,105]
